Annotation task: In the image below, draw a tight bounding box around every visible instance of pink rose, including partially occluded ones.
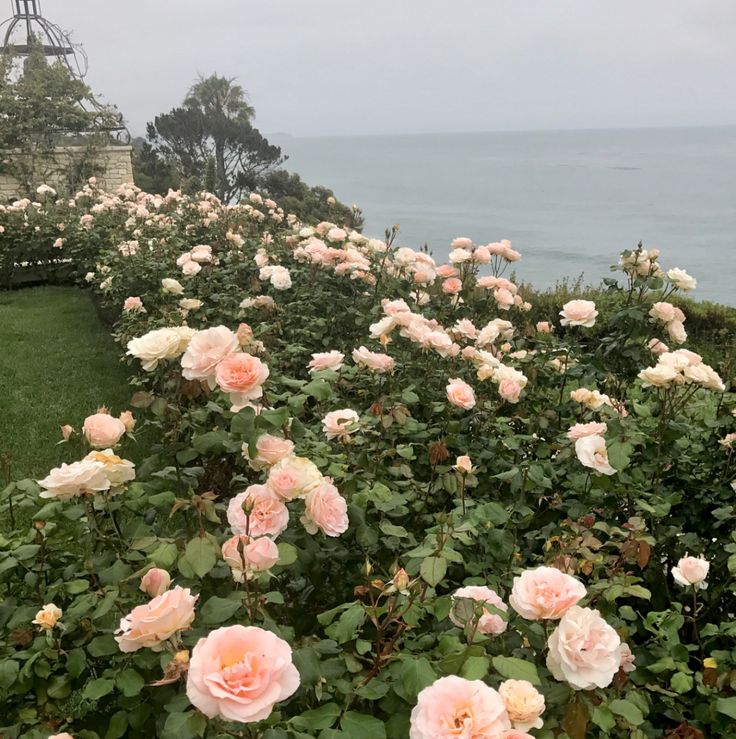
[450,585,508,635]
[437,264,460,278]
[119,410,135,433]
[498,679,545,731]
[115,586,198,653]
[38,459,110,500]
[410,676,511,739]
[236,322,254,346]
[575,435,616,475]
[222,535,279,581]
[187,625,300,722]
[267,456,322,501]
[498,378,523,403]
[83,412,126,448]
[352,346,395,373]
[619,643,636,673]
[560,299,598,328]
[123,296,144,312]
[181,326,239,388]
[495,287,515,310]
[49,734,75,739]
[536,321,553,333]
[647,338,669,355]
[501,732,535,739]
[140,568,171,598]
[666,319,687,344]
[301,478,349,537]
[451,237,474,249]
[473,245,491,263]
[567,421,607,441]
[509,566,586,620]
[322,409,360,440]
[227,485,289,539]
[215,352,270,410]
[446,378,476,410]
[244,434,295,470]
[649,301,677,323]
[308,350,345,372]
[442,277,463,294]
[546,605,622,689]
[672,555,709,589]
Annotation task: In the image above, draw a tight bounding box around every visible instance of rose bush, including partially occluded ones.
[1,181,735,738]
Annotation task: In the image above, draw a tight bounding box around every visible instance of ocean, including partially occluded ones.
[274,127,736,305]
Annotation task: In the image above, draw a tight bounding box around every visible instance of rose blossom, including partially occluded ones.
[619,643,636,673]
[638,364,678,387]
[267,456,322,501]
[308,350,345,372]
[123,296,144,312]
[127,327,186,371]
[115,586,198,652]
[84,449,135,489]
[38,459,110,500]
[567,421,607,441]
[222,535,279,581]
[509,566,586,620]
[667,267,697,291]
[446,378,476,410]
[301,478,349,537]
[140,568,171,598]
[666,319,687,344]
[243,434,295,470]
[498,679,545,731]
[501,732,535,739]
[560,299,598,328]
[574,435,616,476]
[215,352,269,410]
[536,321,553,333]
[190,244,213,262]
[186,625,300,722]
[442,277,463,294]
[227,485,289,539]
[181,326,239,387]
[49,734,74,739]
[60,424,75,440]
[33,603,62,630]
[182,260,202,276]
[450,585,508,635]
[672,555,710,589]
[647,337,669,355]
[453,455,472,474]
[410,676,511,739]
[161,278,184,294]
[649,302,678,323]
[83,412,126,448]
[322,409,360,440]
[352,346,395,373]
[546,605,622,689]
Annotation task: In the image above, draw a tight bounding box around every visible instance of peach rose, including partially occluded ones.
[536,321,553,333]
[38,459,110,500]
[181,326,239,388]
[672,555,709,589]
[546,605,622,689]
[118,410,135,433]
[410,676,511,739]
[116,586,197,653]
[498,679,545,731]
[140,568,171,598]
[49,735,74,739]
[560,299,598,328]
[301,478,349,537]
[352,346,395,373]
[33,603,62,630]
[446,378,476,410]
[437,264,460,278]
[509,566,586,620]
[83,412,126,448]
[450,585,508,635]
[308,350,345,372]
[222,535,279,581]
[501,732,535,739]
[322,409,360,440]
[442,277,463,294]
[575,435,616,476]
[215,352,270,410]
[123,296,144,312]
[227,485,289,539]
[498,378,523,403]
[236,322,254,346]
[567,422,607,441]
[267,456,322,501]
[244,434,295,470]
[186,625,299,722]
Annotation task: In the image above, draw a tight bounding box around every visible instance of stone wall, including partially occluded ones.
[0,145,134,201]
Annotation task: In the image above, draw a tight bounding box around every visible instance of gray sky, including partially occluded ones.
[28,0,736,136]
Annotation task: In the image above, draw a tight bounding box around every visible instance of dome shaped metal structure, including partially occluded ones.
[0,0,130,142]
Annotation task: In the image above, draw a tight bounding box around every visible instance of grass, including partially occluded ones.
[0,286,136,480]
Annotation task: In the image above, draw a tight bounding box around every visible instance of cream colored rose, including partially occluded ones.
[638,364,678,387]
[33,603,62,630]
[546,606,622,689]
[322,409,360,440]
[453,455,472,474]
[574,435,616,475]
[162,278,184,294]
[84,449,135,489]
[498,680,545,731]
[559,300,598,328]
[672,555,709,589]
[127,327,185,371]
[38,459,111,500]
[667,267,697,291]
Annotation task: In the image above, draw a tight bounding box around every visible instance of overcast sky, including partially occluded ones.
[24,1,736,137]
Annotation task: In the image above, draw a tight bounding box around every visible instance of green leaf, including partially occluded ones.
[397,657,436,701]
[491,656,540,685]
[591,705,616,732]
[104,711,128,739]
[277,542,298,566]
[83,677,115,701]
[259,406,290,428]
[116,668,144,697]
[192,429,229,454]
[420,556,447,587]
[609,698,644,725]
[0,659,19,689]
[200,596,242,625]
[303,379,332,401]
[184,537,217,578]
[161,711,207,739]
[340,711,387,739]
[670,672,693,694]
[326,602,365,644]
[606,441,632,471]
[290,702,341,731]
[717,696,736,719]
[460,655,490,680]
[87,635,118,657]
[66,648,87,678]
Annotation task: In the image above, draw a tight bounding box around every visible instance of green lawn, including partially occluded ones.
[0,286,135,479]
